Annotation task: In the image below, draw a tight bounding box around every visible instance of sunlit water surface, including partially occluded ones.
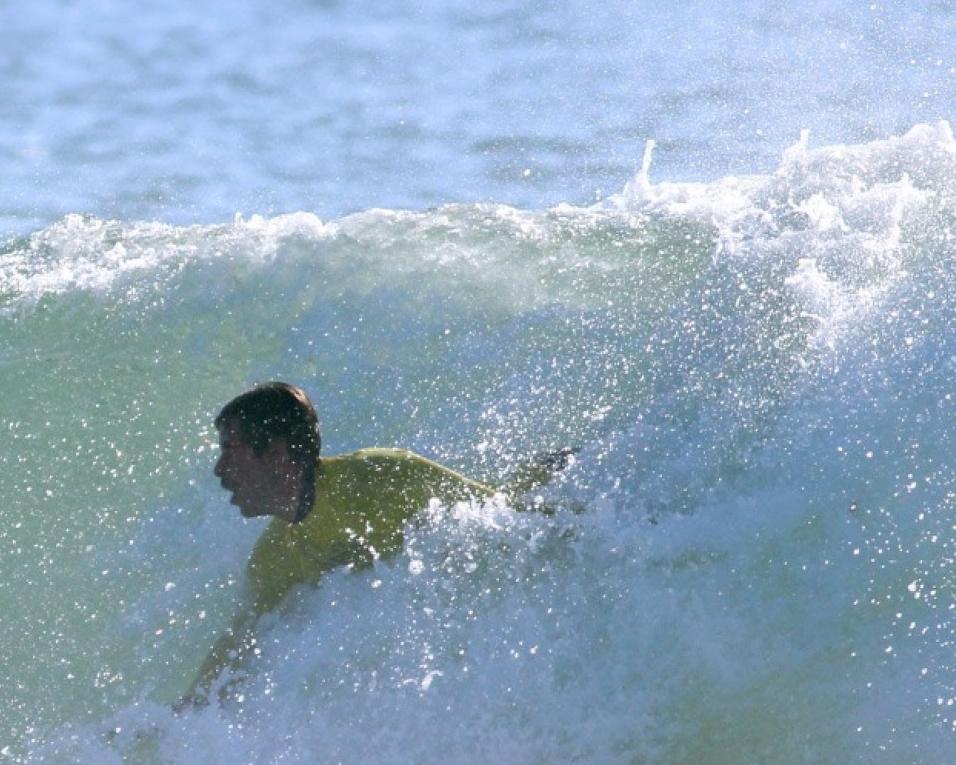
[3,1,956,763]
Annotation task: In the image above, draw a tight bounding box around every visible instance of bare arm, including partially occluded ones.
[176,607,260,709]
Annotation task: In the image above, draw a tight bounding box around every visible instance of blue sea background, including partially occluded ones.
[4,1,956,762]
[4,0,953,232]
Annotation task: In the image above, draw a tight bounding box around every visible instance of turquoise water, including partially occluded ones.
[4,1,956,763]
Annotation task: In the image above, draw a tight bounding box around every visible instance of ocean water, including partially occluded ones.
[4,1,956,763]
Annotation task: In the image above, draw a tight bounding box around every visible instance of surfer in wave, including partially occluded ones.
[179,381,574,708]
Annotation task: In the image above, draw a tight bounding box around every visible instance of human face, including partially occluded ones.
[214,420,288,518]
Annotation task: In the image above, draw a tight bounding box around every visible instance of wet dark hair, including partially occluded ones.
[215,381,321,461]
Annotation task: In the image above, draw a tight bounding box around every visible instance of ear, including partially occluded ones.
[264,437,293,465]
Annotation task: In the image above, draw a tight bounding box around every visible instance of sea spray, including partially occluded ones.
[8,124,956,762]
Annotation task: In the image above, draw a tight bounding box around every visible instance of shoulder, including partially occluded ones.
[330,448,421,472]
[324,448,493,496]
[351,447,417,462]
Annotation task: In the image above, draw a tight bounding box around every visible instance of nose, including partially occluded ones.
[214,453,226,478]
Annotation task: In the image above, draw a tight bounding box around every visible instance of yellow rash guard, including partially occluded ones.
[247,448,495,614]
[188,448,495,697]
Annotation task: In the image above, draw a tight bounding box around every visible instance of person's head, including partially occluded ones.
[213,382,320,521]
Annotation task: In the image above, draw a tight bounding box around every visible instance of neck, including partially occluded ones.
[286,458,317,523]
[266,465,306,523]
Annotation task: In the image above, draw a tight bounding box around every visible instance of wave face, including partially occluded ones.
[6,124,956,763]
